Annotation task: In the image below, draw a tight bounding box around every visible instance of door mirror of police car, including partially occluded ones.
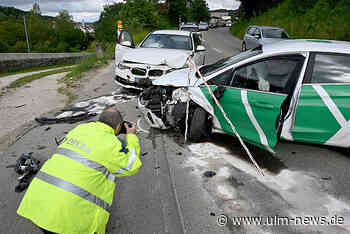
[118,30,135,48]
[196,45,206,52]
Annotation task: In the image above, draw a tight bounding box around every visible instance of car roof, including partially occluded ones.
[181,24,199,28]
[263,39,350,54]
[250,25,285,30]
[151,30,191,36]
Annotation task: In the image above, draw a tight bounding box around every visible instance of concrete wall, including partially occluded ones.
[0,52,91,72]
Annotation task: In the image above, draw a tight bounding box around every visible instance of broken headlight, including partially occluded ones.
[118,63,131,70]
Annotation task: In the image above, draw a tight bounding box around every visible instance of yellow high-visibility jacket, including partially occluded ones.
[17,121,142,234]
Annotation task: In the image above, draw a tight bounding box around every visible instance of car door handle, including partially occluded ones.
[253,102,274,109]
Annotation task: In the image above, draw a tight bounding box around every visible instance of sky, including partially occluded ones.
[0,0,241,22]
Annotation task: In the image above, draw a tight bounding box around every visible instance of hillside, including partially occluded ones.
[231,0,350,41]
[0,6,53,21]
[0,6,88,53]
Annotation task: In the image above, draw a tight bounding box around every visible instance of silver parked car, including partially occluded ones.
[198,22,209,31]
[180,23,200,32]
[242,26,290,51]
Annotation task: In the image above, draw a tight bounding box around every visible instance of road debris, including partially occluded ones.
[141,152,148,157]
[9,152,41,193]
[34,93,137,125]
[15,104,26,108]
[44,127,51,131]
[35,112,96,125]
[36,145,46,150]
[136,118,150,134]
[55,136,65,146]
[321,176,332,181]
[203,171,216,178]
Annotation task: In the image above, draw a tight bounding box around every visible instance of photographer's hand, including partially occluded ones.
[125,122,136,134]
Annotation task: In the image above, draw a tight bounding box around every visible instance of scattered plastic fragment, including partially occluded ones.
[203,171,216,178]
[10,152,41,193]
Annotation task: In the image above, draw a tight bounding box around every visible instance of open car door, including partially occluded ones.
[115,30,136,65]
[199,55,305,152]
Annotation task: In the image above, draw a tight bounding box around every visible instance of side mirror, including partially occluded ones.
[254,34,261,39]
[196,45,206,52]
[120,41,132,47]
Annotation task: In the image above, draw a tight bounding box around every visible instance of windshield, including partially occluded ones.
[262,29,289,39]
[198,49,262,77]
[140,34,193,50]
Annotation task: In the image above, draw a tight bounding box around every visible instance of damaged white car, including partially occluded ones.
[139,39,350,153]
[115,30,206,90]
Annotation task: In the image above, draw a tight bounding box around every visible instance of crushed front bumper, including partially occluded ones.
[114,75,145,90]
[137,94,168,129]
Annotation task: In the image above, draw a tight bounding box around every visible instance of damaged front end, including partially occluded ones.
[138,86,195,130]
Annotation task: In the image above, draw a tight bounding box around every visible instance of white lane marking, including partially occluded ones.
[213,47,222,54]
[241,90,270,150]
[312,84,347,127]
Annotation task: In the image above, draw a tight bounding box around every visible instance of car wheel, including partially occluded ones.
[242,42,247,52]
[188,107,211,141]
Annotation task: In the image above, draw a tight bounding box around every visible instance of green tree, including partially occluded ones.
[95,3,123,42]
[13,41,27,52]
[238,0,284,18]
[0,40,9,52]
[120,0,159,28]
[55,10,84,51]
[168,0,188,24]
[57,9,73,22]
[190,0,210,22]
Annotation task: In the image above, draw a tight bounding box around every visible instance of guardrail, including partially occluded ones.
[0,52,92,73]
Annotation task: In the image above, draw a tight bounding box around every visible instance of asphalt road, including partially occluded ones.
[1,27,350,234]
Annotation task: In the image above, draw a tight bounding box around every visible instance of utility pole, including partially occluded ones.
[23,15,31,53]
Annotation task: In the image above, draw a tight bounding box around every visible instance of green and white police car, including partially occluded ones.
[139,39,350,153]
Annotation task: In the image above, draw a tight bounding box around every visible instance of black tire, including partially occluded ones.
[242,42,246,52]
[188,107,211,141]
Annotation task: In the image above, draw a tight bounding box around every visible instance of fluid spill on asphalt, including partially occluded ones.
[206,133,287,174]
[186,138,350,232]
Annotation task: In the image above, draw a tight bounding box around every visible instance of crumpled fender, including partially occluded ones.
[188,87,214,115]
[188,87,222,130]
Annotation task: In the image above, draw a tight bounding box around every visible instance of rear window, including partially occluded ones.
[311,54,350,83]
[262,29,289,39]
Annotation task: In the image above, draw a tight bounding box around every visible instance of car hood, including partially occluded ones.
[122,48,193,69]
[152,68,199,87]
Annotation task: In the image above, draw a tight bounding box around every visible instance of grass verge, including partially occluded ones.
[231,0,350,41]
[58,54,109,105]
[57,28,154,105]
[8,67,73,89]
[0,64,74,78]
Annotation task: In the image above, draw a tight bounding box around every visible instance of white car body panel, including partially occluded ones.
[122,48,192,69]
[115,30,206,89]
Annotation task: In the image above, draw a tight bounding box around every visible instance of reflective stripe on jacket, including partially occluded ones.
[17,121,141,234]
